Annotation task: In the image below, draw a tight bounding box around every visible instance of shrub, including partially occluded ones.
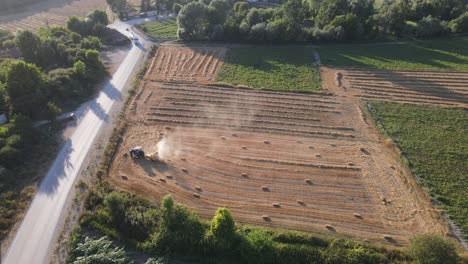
[144,195,204,255]
[72,236,133,264]
[323,239,385,264]
[240,230,276,264]
[275,243,323,264]
[408,234,458,264]
[0,145,21,168]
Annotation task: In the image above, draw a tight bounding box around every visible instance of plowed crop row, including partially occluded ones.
[342,69,468,108]
[144,45,226,83]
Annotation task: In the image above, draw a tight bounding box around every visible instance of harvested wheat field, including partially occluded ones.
[0,0,107,32]
[109,70,448,245]
[335,68,468,108]
[144,45,227,83]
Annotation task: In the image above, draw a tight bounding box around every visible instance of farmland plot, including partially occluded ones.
[109,61,447,245]
[338,69,468,108]
[144,45,226,83]
[0,0,107,32]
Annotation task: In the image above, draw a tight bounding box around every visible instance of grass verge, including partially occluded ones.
[319,37,468,70]
[137,18,178,40]
[368,101,468,240]
[217,46,321,93]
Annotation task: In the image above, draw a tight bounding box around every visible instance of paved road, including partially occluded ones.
[3,20,151,264]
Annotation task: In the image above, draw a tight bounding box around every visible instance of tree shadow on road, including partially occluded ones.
[39,139,74,195]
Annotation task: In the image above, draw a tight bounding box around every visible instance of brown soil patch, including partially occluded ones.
[0,0,107,32]
[144,45,226,84]
[109,70,448,245]
[333,68,468,108]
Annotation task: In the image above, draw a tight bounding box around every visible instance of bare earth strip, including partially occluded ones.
[336,68,468,109]
[108,47,450,245]
[0,0,107,32]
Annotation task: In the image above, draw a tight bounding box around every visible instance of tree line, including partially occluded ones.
[74,190,461,263]
[0,10,109,171]
[174,0,468,42]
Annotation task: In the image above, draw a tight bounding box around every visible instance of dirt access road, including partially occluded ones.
[0,0,107,32]
[106,45,461,245]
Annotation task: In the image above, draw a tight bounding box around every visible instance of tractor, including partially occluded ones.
[129,146,145,159]
[129,146,160,162]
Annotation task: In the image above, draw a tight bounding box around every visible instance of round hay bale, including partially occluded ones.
[166,175,173,179]
[241,146,247,150]
[308,146,314,149]
[220,136,226,140]
[193,192,200,198]
[262,215,270,221]
[347,162,355,166]
[263,140,270,144]
[232,133,238,137]
[304,179,313,185]
[296,200,305,205]
[315,154,321,158]
[241,173,248,178]
[353,213,362,219]
[165,126,171,130]
[180,157,186,161]
[121,175,128,180]
[159,178,166,182]
[261,185,269,191]
[195,186,202,191]
[272,203,280,208]
[181,168,188,173]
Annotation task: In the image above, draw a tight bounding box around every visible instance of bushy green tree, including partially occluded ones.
[210,207,235,240]
[4,61,46,118]
[315,0,348,28]
[208,0,230,26]
[177,2,209,40]
[87,10,109,25]
[233,2,249,18]
[408,234,458,264]
[330,13,363,40]
[15,30,41,64]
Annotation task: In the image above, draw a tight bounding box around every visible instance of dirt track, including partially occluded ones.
[0,0,106,32]
[109,47,451,245]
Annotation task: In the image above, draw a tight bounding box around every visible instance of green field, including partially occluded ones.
[138,18,178,40]
[368,102,468,239]
[319,37,468,70]
[217,46,321,92]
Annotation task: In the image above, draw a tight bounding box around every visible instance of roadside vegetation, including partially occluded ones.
[217,46,321,92]
[0,10,121,240]
[137,18,178,40]
[70,184,462,263]
[319,37,468,70]
[368,102,468,240]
